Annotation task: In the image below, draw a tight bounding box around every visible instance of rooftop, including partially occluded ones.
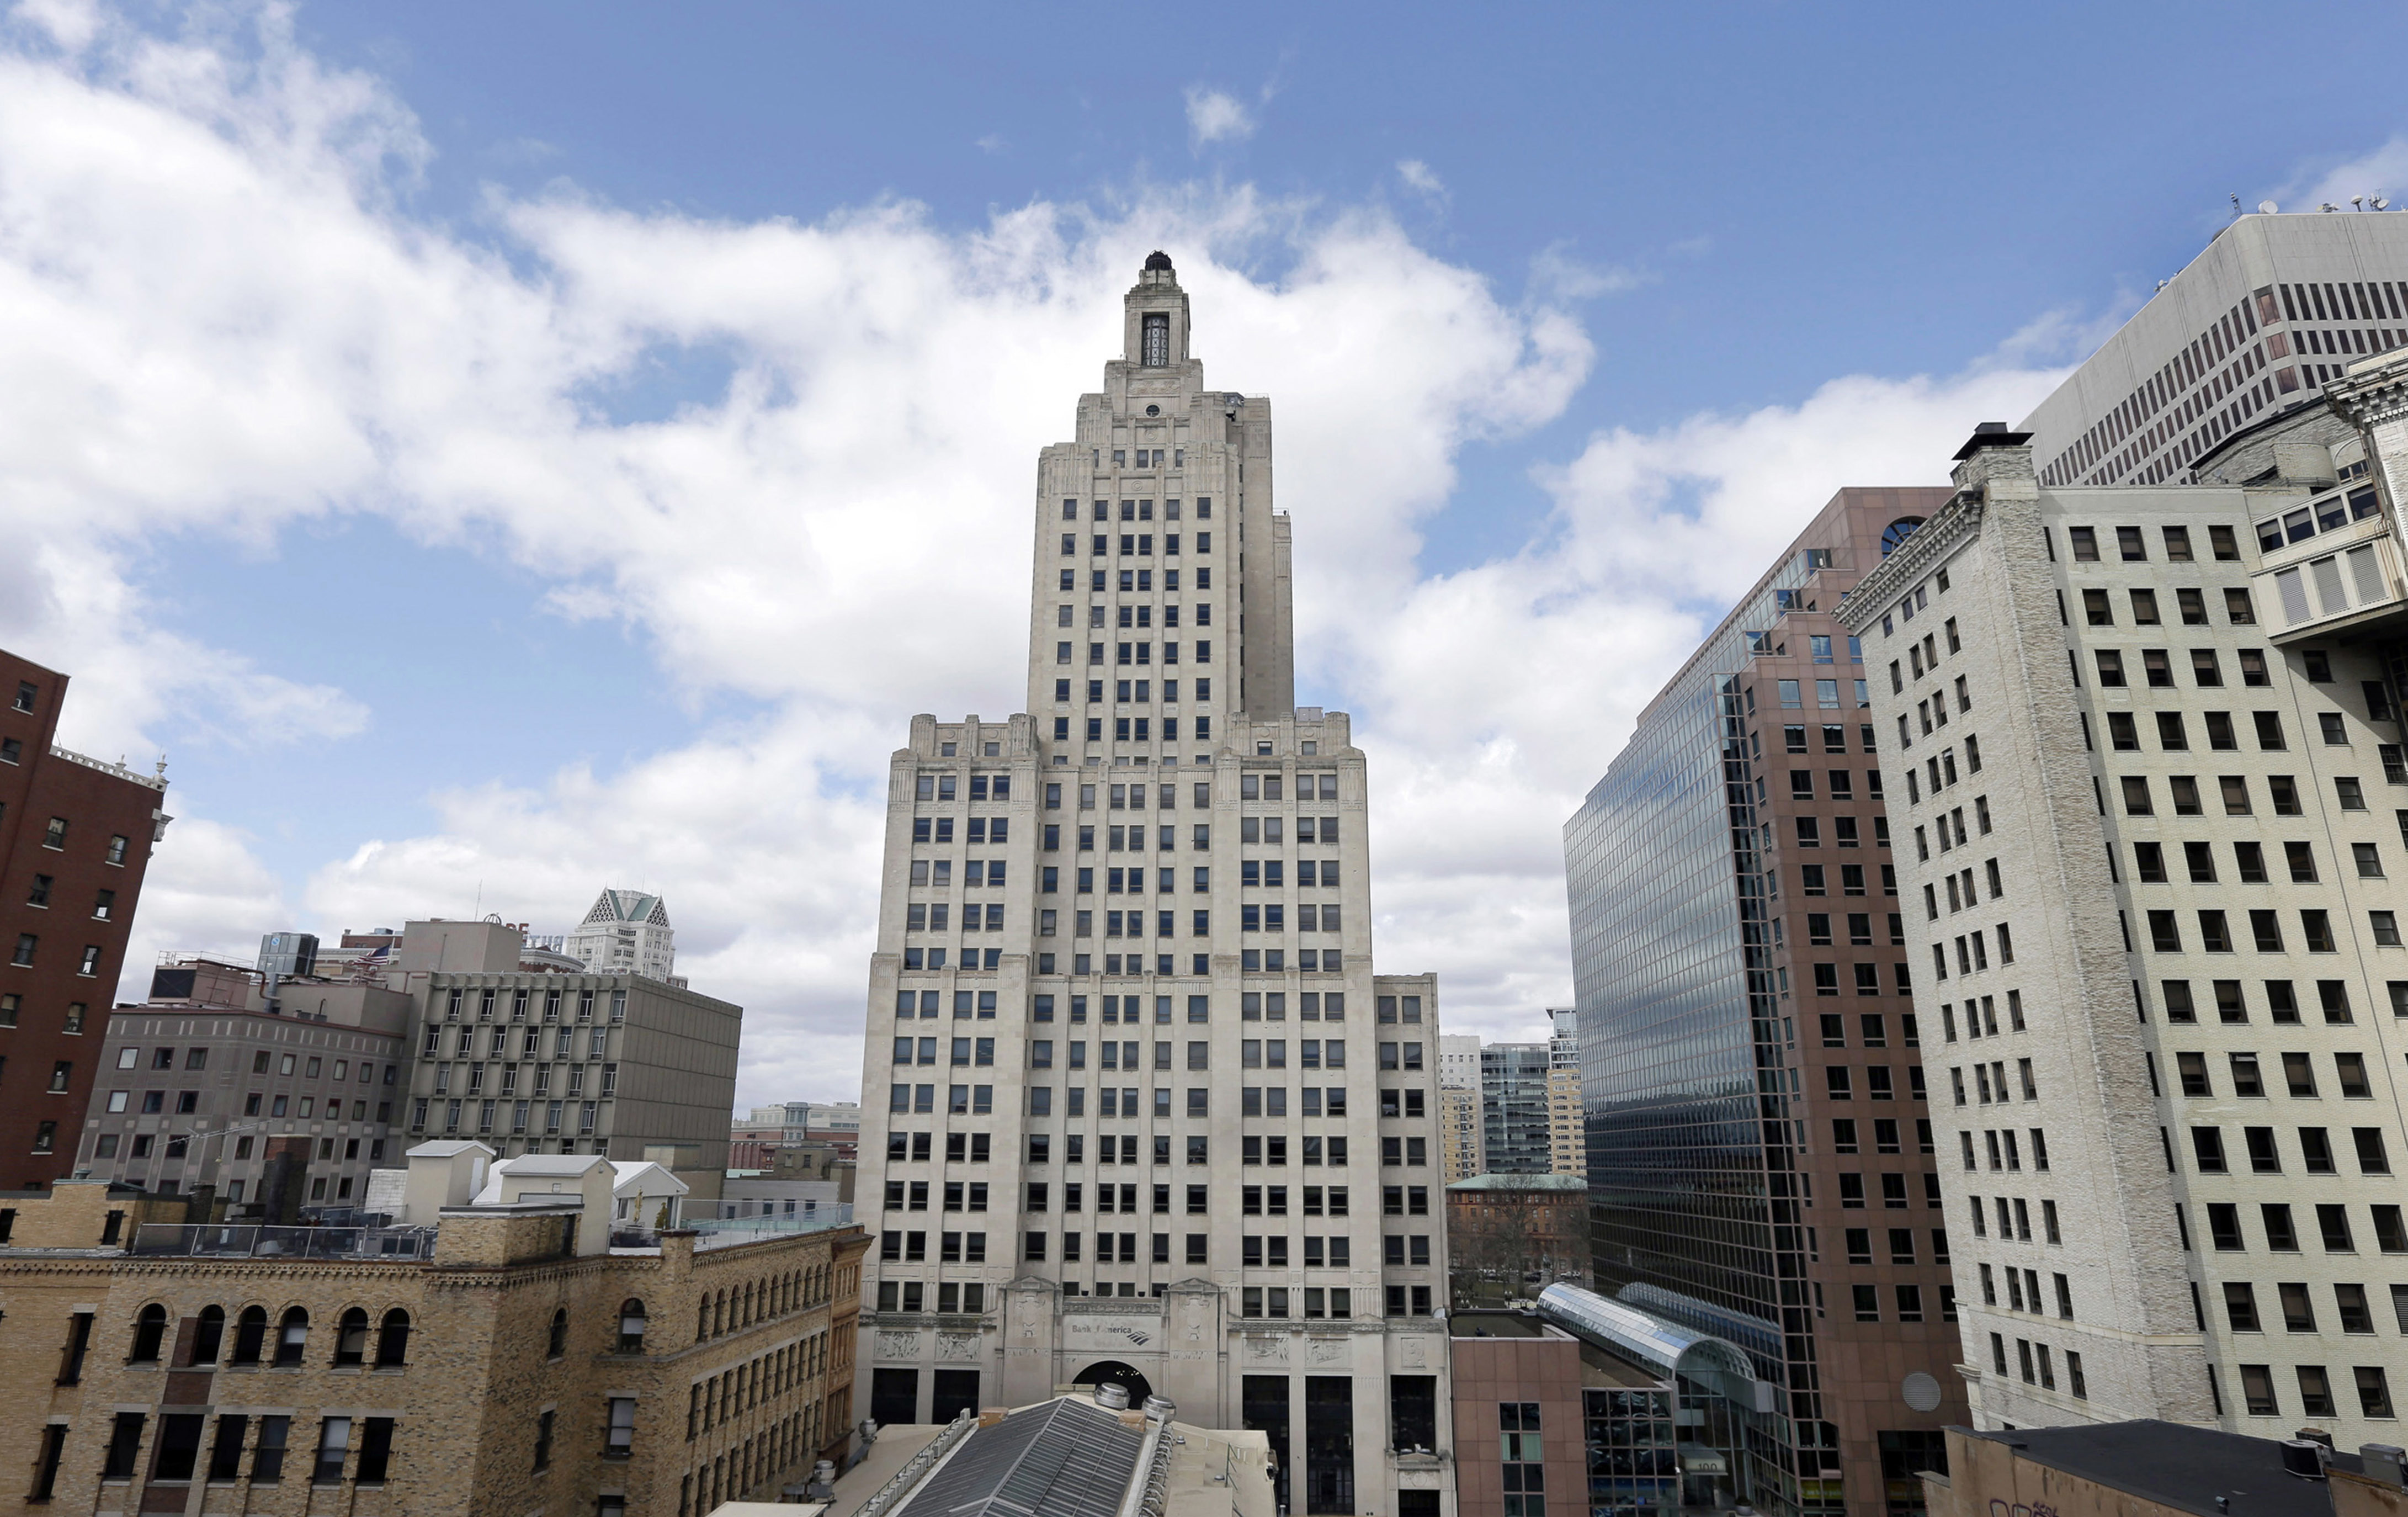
[1448,1308,1667,1389]
[1447,1171,1587,1192]
[1962,1421,2367,1517]
[820,1392,1273,1517]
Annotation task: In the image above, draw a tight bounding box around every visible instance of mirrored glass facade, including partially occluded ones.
[1565,568,1804,1514]
[1565,488,1965,1517]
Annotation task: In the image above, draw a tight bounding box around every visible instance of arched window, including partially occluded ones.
[713,1290,727,1338]
[697,1299,712,1341]
[333,1308,370,1367]
[129,1303,167,1364]
[547,1308,568,1359]
[1880,517,1926,557]
[231,1306,268,1365]
[191,1305,225,1365]
[375,1309,411,1367]
[742,1282,756,1325]
[274,1307,309,1367]
[618,1299,647,1354]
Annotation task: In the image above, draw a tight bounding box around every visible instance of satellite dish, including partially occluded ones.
[2258,200,2279,215]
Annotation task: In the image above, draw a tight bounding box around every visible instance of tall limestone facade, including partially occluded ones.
[852,254,1453,1515]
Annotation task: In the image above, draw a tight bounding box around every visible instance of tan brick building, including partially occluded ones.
[0,1147,868,1516]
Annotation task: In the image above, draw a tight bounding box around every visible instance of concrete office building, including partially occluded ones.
[0,1148,865,1517]
[2025,210,2408,490]
[1564,489,1970,1517]
[564,888,678,984]
[0,650,172,1185]
[1480,1043,1555,1176]
[1836,385,2408,1448]
[69,963,409,1212]
[71,915,745,1210]
[850,253,1453,1517]
[394,919,741,1195]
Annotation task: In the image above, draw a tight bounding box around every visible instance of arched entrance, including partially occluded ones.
[1071,1360,1153,1404]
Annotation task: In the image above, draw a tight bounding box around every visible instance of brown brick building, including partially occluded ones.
[1445,1171,1590,1307]
[0,651,171,1186]
[0,1145,869,1516]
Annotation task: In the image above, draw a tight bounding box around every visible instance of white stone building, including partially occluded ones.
[1438,1033,1481,1090]
[849,253,1452,1517]
[1836,392,2408,1446]
[563,888,677,983]
[2022,209,2408,489]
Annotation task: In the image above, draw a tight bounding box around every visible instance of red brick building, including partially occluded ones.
[0,651,169,1186]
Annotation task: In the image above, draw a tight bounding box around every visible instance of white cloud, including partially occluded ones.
[1183,86,1252,146]
[0,6,2074,1101]
[1396,158,1444,201]
[115,814,291,1002]
[8,0,100,52]
[2276,136,2408,214]
[483,135,559,167]
[1528,241,1648,303]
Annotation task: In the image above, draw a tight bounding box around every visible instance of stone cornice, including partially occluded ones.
[1836,493,1985,633]
[2327,352,2408,431]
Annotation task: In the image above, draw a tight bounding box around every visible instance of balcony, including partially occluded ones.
[2248,482,2408,643]
[130,1223,438,1260]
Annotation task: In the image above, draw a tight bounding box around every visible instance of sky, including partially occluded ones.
[7,0,2408,1107]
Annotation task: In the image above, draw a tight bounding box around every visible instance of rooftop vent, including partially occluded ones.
[1952,421,2035,461]
[2281,1439,2330,1481]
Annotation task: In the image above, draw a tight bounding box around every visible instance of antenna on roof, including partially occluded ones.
[2230,193,2242,219]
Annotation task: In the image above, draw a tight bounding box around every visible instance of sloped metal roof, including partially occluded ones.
[894,1399,1147,1517]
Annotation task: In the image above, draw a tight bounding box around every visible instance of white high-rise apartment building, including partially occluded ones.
[1836,382,2408,1444]
[852,254,1452,1517]
[1438,1033,1481,1091]
[564,888,677,982]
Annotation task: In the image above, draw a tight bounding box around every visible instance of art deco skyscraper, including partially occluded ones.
[852,254,1453,1517]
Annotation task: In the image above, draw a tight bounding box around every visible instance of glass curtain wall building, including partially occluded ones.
[1480,1043,1554,1174]
[1564,489,1964,1517]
